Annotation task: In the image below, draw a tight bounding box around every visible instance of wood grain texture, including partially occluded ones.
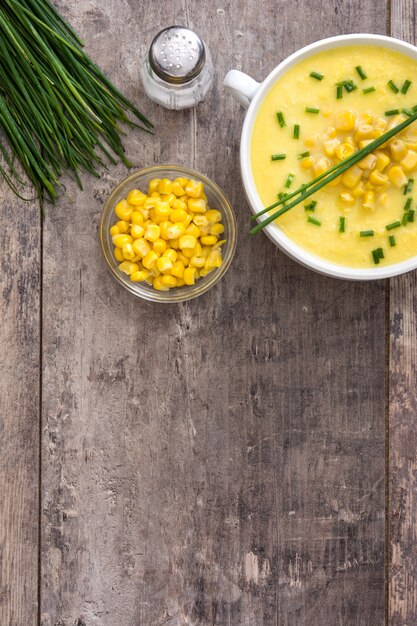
[39,1,387,625]
[389,4,417,625]
[0,191,40,624]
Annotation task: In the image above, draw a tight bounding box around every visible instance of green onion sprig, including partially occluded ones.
[271,154,286,161]
[388,80,400,93]
[355,66,367,80]
[277,112,286,127]
[310,71,324,81]
[363,87,376,94]
[401,80,412,94]
[293,124,300,139]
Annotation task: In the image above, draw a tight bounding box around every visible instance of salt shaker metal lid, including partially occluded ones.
[149,26,206,85]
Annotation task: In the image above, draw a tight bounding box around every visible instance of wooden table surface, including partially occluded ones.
[1,0,417,624]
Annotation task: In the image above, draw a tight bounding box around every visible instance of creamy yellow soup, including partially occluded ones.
[251,45,417,267]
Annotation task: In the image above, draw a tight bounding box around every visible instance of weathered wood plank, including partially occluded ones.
[0,192,40,624]
[41,1,386,625]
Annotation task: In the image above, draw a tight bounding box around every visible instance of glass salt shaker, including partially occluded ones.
[140,26,214,110]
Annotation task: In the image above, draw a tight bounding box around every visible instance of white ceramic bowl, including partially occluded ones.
[224,34,417,280]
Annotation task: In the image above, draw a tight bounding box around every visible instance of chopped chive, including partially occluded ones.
[401,80,412,94]
[413,105,417,113]
[277,192,289,202]
[372,249,381,264]
[293,124,300,139]
[389,235,396,247]
[386,221,402,230]
[404,197,412,211]
[363,86,376,94]
[307,216,321,226]
[402,212,409,225]
[310,71,324,81]
[385,109,400,116]
[298,151,310,159]
[344,80,357,93]
[404,178,414,194]
[408,209,415,222]
[377,247,384,259]
[276,111,286,127]
[388,80,400,93]
[284,173,295,188]
[402,108,414,117]
[271,153,286,161]
[339,216,346,233]
[360,230,375,237]
[305,107,320,114]
[304,201,317,211]
[355,66,367,80]
[336,85,343,99]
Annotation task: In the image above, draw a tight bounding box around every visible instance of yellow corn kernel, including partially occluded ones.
[163,248,178,263]
[304,135,318,148]
[357,154,377,170]
[115,220,129,234]
[157,179,172,195]
[369,170,388,186]
[130,270,150,282]
[324,126,337,138]
[189,256,205,268]
[403,135,417,150]
[335,143,355,160]
[185,224,201,238]
[175,177,189,188]
[165,222,186,239]
[334,110,357,132]
[152,202,171,222]
[172,199,187,213]
[160,275,177,288]
[339,191,355,205]
[153,276,169,291]
[200,235,218,246]
[148,179,160,193]
[188,198,207,213]
[362,112,374,124]
[170,208,188,223]
[375,151,390,172]
[205,209,222,223]
[171,260,185,278]
[300,155,315,169]
[122,243,136,260]
[193,214,209,229]
[114,199,133,221]
[182,248,196,258]
[159,221,173,240]
[131,211,145,226]
[388,165,408,188]
[177,252,189,267]
[126,189,146,206]
[327,174,342,187]
[372,129,384,139]
[119,261,139,275]
[387,114,405,131]
[132,238,151,258]
[359,140,374,149]
[175,278,185,286]
[401,150,417,173]
[205,249,222,269]
[314,157,331,177]
[142,250,159,269]
[144,224,160,242]
[156,257,173,274]
[153,239,167,255]
[378,192,389,208]
[150,191,160,198]
[169,238,180,250]
[112,233,133,248]
[390,139,407,161]
[353,124,373,143]
[172,181,186,197]
[143,197,158,210]
[114,247,124,262]
[362,190,375,211]
[183,267,197,285]
[185,180,203,198]
[323,138,340,157]
[109,225,120,237]
[342,165,362,188]
[210,223,224,236]
[352,182,365,197]
[131,224,145,239]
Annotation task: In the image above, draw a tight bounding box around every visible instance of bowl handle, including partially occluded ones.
[223,70,261,109]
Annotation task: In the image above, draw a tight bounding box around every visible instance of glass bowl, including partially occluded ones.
[100,165,237,302]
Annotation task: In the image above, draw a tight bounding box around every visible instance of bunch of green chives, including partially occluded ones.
[0,0,153,207]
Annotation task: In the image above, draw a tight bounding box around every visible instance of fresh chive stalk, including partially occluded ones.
[385,109,400,116]
[388,80,400,93]
[277,111,286,127]
[408,209,415,222]
[404,197,412,211]
[360,230,375,237]
[304,201,317,211]
[336,85,343,99]
[305,107,320,114]
[298,151,310,159]
[363,87,376,94]
[307,216,321,226]
[355,66,367,80]
[284,173,295,188]
[402,212,409,225]
[372,248,384,264]
[271,154,286,161]
[389,235,396,247]
[401,80,412,94]
[339,216,345,233]
[250,109,417,234]
[310,71,324,81]
[404,178,414,194]
[386,221,402,230]
[293,124,300,139]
